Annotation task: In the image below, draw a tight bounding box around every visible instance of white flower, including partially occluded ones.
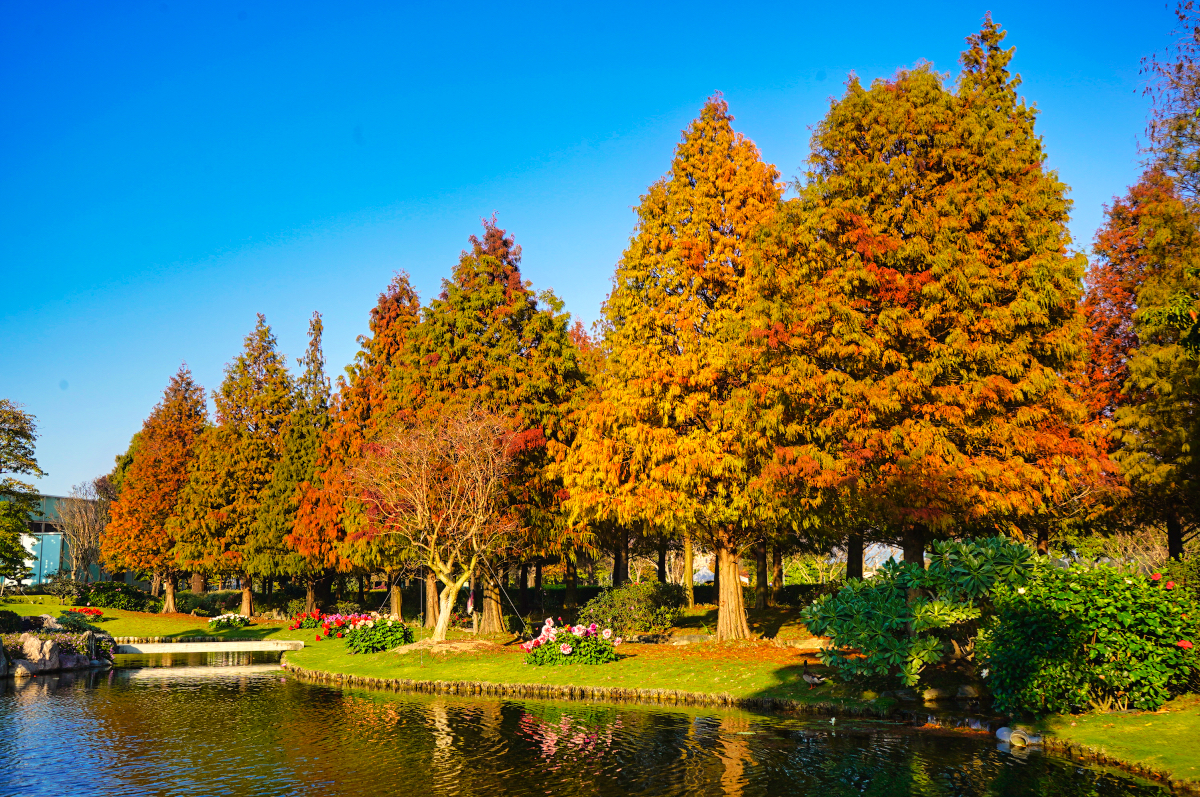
[602,629,612,639]
[1125,579,1133,584]
[1016,587,1026,595]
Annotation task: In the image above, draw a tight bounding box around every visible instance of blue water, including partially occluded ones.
[0,654,1168,796]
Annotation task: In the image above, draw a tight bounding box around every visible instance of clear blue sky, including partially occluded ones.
[0,0,1172,495]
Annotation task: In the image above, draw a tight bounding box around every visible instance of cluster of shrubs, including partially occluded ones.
[79,581,162,613]
[803,537,1199,716]
[522,618,620,666]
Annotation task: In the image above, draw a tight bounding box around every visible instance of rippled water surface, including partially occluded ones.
[0,653,1168,797]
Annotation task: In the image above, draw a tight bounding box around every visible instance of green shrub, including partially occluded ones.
[82,581,161,612]
[578,581,684,636]
[335,600,362,616]
[523,620,619,665]
[343,617,414,654]
[802,537,1033,687]
[979,564,1200,715]
[286,598,306,617]
[0,610,19,634]
[56,611,101,633]
[207,613,252,631]
[45,572,86,604]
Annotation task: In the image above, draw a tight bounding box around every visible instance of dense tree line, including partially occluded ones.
[89,15,1199,640]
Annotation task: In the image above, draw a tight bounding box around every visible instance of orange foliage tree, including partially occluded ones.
[751,19,1103,563]
[562,96,783,640]
[101,365,207,613]
[289,274,422,614]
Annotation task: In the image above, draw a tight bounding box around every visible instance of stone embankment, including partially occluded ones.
[5,632,108,678]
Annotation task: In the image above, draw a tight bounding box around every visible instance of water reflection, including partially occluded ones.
[0,660,1169,797]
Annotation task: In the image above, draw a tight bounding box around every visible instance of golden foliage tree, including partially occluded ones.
[563,96,783,640]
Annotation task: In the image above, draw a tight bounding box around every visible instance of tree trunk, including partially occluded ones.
[358,575,366,606]
[683,533,694,608]
[753,539,768,610]
[305,578,318,614]
[715,541,751,641]
[190,572,205,593]
[150,572,162,598]
[430,574,467,642]
[612,528,629,587]
[239,578,254,618]
[389,581,403,620]
[847,531,864,580]
[712,550,720,605]
[658,538,668,583]
[424,568,440,629]
[902,526,926,568]
[770,545,783,605]
[161,574,177,614]
[1167,515,1185,561]
[587,555,597,586]
[565,557,578,610]
[480,569,505,634]
[534,560,542,611]
[519,563,529,614]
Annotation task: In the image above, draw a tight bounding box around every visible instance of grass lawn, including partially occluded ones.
[284,628,864,709]
[1,597,297,640]
[1040,694,1200,789]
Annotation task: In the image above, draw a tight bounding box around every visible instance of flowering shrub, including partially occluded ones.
[578,581,684,636]
[343,616,414,653]
[979,564,1200,715]
[71,607,103,618]
[1,631,114,663]
[523,618,620,666]
[291,611,375,641]
[208,613,252,631]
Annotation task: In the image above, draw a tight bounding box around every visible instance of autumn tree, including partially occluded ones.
[246,312,332,606]
[290,274,422,615]
[562,96,783,640]
[354,409,515,642]
[0,399,43,587]
[751,19,1099,566]
[101,365,207,612]
[393,220,586,633]
[174,315,295,617]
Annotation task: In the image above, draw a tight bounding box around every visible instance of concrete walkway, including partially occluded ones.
[114,640,304,654]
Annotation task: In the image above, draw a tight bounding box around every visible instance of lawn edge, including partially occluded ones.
[1040,735,1200,794]
[278,659,887,717]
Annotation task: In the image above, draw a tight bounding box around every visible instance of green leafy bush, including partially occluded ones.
[45,572,87,603]
[56,611,101,633]
[82,581,161,612]
[335,600,362,616]
[523,620,620,665]
[207,613,252,631]
[578,581,684,636]
[802,537,1033,686]
[343,617,414,653]
[0,610,19,634]
[286,598,306,617]
[979,565,1200,715]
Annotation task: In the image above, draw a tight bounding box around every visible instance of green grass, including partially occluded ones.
[284,628,866,709]
[1,598,298,640]
[1040,694,1200,788]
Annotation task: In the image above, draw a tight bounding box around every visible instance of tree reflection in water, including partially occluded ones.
[0,665,1173,797]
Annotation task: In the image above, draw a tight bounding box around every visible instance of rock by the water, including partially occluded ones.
[957,685,981,698]
[11,661,38,678]
[20,633,60,672]
[37,614,62,631]
[0,653,6,678]
[922,687,955,701]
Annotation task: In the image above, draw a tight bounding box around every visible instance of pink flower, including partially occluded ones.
[544,618,554,628]
[614,637,622,646]
[1152,573,1163,581]
[560,643,573,655]
[602,629,612,639]
[1166,581,1176,590]
[1179,640,1194,650]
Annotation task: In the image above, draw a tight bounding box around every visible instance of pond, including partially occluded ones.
[0,653,1169,796]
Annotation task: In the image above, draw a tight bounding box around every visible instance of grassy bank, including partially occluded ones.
[1,598,297,640]
[1040,694,1200,790]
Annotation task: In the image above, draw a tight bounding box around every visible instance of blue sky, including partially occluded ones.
[0,0,1172,495]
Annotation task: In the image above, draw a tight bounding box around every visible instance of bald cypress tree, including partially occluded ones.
[245,312,331,600]
[752,19,1099,560]
[102,365,207,612]
[173,314,295,617]
[563,96,783,640]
